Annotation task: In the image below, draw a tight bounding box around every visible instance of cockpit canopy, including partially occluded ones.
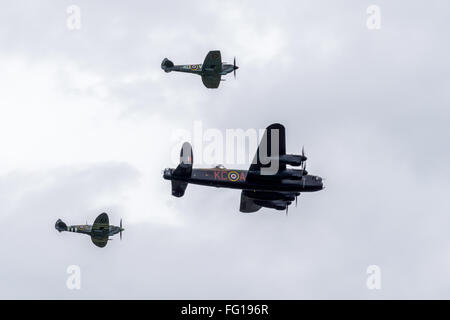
[214,164,226,169]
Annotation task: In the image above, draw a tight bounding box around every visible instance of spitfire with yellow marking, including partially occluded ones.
[163,123,324,214]
[55,213,124,248]
[161,50,238,88]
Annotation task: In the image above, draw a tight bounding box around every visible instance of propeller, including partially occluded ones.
[285,205,288,216]
[120,218,123,240]
[295,195,298,207]
[301,146,307,173]
[233,57,238,79]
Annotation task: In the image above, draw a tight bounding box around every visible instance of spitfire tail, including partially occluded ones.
[171,142,193,197]
[55,219,68,232]
[161,58,174,72]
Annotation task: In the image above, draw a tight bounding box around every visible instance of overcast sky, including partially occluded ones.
[0,0,449,299]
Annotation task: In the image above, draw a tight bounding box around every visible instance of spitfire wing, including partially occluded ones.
[90,213,109,247]
[91,237,108,248]
[248,123,286,178]
[201,75,221,88]
[92,212,109,232]
[202,50,222,73]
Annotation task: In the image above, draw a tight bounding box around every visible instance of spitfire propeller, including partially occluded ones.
[233,57,239,79]
[120,218,123,240]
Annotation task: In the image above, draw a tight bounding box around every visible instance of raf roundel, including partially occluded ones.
[228,171,239,182]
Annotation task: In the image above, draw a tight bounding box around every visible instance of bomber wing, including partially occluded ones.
[240,190,298,213]
[240,192,262,213]
[247,123,286,179]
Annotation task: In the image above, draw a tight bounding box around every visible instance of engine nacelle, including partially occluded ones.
[254,199,290,211]
[243,191,296,201]
[278,170,304,179]
[278,154,306,167]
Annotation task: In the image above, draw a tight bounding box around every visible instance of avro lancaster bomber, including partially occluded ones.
[163,123,324,213]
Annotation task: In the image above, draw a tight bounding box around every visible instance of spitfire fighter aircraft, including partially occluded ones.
[161,50,238,88]
[55,213,124,248]
[163,123,324,213]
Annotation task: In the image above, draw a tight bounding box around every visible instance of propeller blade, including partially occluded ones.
[233,57,237,79]
[302,146,308,175]
[295,196,298,207]
[120,218,123,240]
[301,146,307,172]
[286,205,288,216]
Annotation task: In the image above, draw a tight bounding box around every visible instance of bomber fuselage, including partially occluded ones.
[163,168,323,193]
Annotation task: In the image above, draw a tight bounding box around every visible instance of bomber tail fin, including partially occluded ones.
[161,58,174,72]
[173,142,193,177]
[171,142,193,197]
[171,181,188,197]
